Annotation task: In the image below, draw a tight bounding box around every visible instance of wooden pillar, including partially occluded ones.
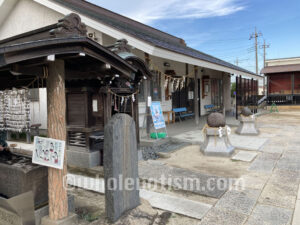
[194,66,199,125]
[47,60,68,220]
[144,53,151,135]
[134,95,140,143]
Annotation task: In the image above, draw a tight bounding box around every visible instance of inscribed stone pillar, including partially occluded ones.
[104,113,140,222]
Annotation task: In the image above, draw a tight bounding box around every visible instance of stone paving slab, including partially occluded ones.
[248,158,277,173]
[171,130,268,151]
[258,182,297,209]
[214,188,261,215]
[261,144,285,154]
[67,173,213,220]
[245,204,293,225]
[199,208,248,225]
[139,161,231,198]
[233,173,269,190]
[232,151,257,162]
[248,153,280,174]
[140,189,212,220]
[293,200,300,225]
[276,158,300,172]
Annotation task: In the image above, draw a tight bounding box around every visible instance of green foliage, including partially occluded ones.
[231,82,236,97]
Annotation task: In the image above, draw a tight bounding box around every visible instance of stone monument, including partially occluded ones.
[201,112,235,157]
[236,107,259,135]
[104,113,140,222]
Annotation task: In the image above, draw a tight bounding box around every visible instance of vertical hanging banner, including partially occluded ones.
[150,101,166,129]
[32,136,65,170]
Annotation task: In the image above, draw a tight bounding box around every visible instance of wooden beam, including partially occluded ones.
[194,66,199,125]
[47,60,68,220]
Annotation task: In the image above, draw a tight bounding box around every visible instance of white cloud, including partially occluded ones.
[88,0,245,24]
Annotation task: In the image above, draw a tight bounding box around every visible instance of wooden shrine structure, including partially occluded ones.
[0,13,151,223]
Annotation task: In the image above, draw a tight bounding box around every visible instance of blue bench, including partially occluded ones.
[173,107,195,122]
[204,104,222,113]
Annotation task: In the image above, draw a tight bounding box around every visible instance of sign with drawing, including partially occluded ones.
[150,101,166,130]
[32,136,65,170]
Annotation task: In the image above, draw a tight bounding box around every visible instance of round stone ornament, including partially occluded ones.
[207,112,226,127]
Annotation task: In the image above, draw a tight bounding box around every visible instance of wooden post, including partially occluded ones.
[194,66,199,125]
[47,60,68,220]
[144,53,151,136]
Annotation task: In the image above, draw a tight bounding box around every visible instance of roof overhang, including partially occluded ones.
[34,0,262,80]
[261,64,300,74]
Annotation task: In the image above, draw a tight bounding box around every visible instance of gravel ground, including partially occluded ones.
[140,141,190,160]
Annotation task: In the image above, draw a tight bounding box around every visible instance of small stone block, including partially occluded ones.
[41,213,78,225]
[232,151,257,162]
[67,150,100,168]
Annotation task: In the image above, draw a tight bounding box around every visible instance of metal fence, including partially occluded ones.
[236,76,259,119]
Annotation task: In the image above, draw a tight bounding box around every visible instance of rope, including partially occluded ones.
[107,88,139,98]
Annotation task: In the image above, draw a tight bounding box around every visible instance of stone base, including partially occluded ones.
[236,116,259,136]
[41,213,78,225]
[201,128,235,157]
[35,195,75,225]
[67,150,100,168]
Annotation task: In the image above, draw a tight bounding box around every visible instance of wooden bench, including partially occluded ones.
[173,107,195,122]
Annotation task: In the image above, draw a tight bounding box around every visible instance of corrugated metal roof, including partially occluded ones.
[261,64,300,74]
[51,0,257,76]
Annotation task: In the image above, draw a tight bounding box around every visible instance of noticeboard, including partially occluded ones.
[150,101,166,130]
[32,136,65,170]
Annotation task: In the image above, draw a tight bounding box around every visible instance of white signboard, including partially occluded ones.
[32,136,65,170]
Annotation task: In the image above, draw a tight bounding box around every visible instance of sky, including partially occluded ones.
[87,0,300,73]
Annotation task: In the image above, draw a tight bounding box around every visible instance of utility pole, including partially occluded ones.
[235,58,239,66]
[260,40,270,95]
[260,39,270,67]
[249,27,262,74]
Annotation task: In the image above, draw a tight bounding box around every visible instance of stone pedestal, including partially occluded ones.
[201,127,235,157]
[41,213,77,225]
[0,157,48,207]
[104,113,140,222]
[66,150,100,168]
[236,116,259,135]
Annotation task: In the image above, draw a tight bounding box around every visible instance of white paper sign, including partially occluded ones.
[32,136,65,170]
[92,99,98,112]
[147,96,152,107]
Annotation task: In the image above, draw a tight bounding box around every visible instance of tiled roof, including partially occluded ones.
[52,0,256,76]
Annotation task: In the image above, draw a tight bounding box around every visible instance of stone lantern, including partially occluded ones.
[236,107,259,135]
[201,113,235,157]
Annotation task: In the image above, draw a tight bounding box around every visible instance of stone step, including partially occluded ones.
[67,173,212,220]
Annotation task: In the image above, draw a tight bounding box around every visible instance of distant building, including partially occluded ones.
[261,57,300,105]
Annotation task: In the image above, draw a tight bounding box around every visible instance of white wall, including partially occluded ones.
[0,0,62,39]
[30,88,47,130]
